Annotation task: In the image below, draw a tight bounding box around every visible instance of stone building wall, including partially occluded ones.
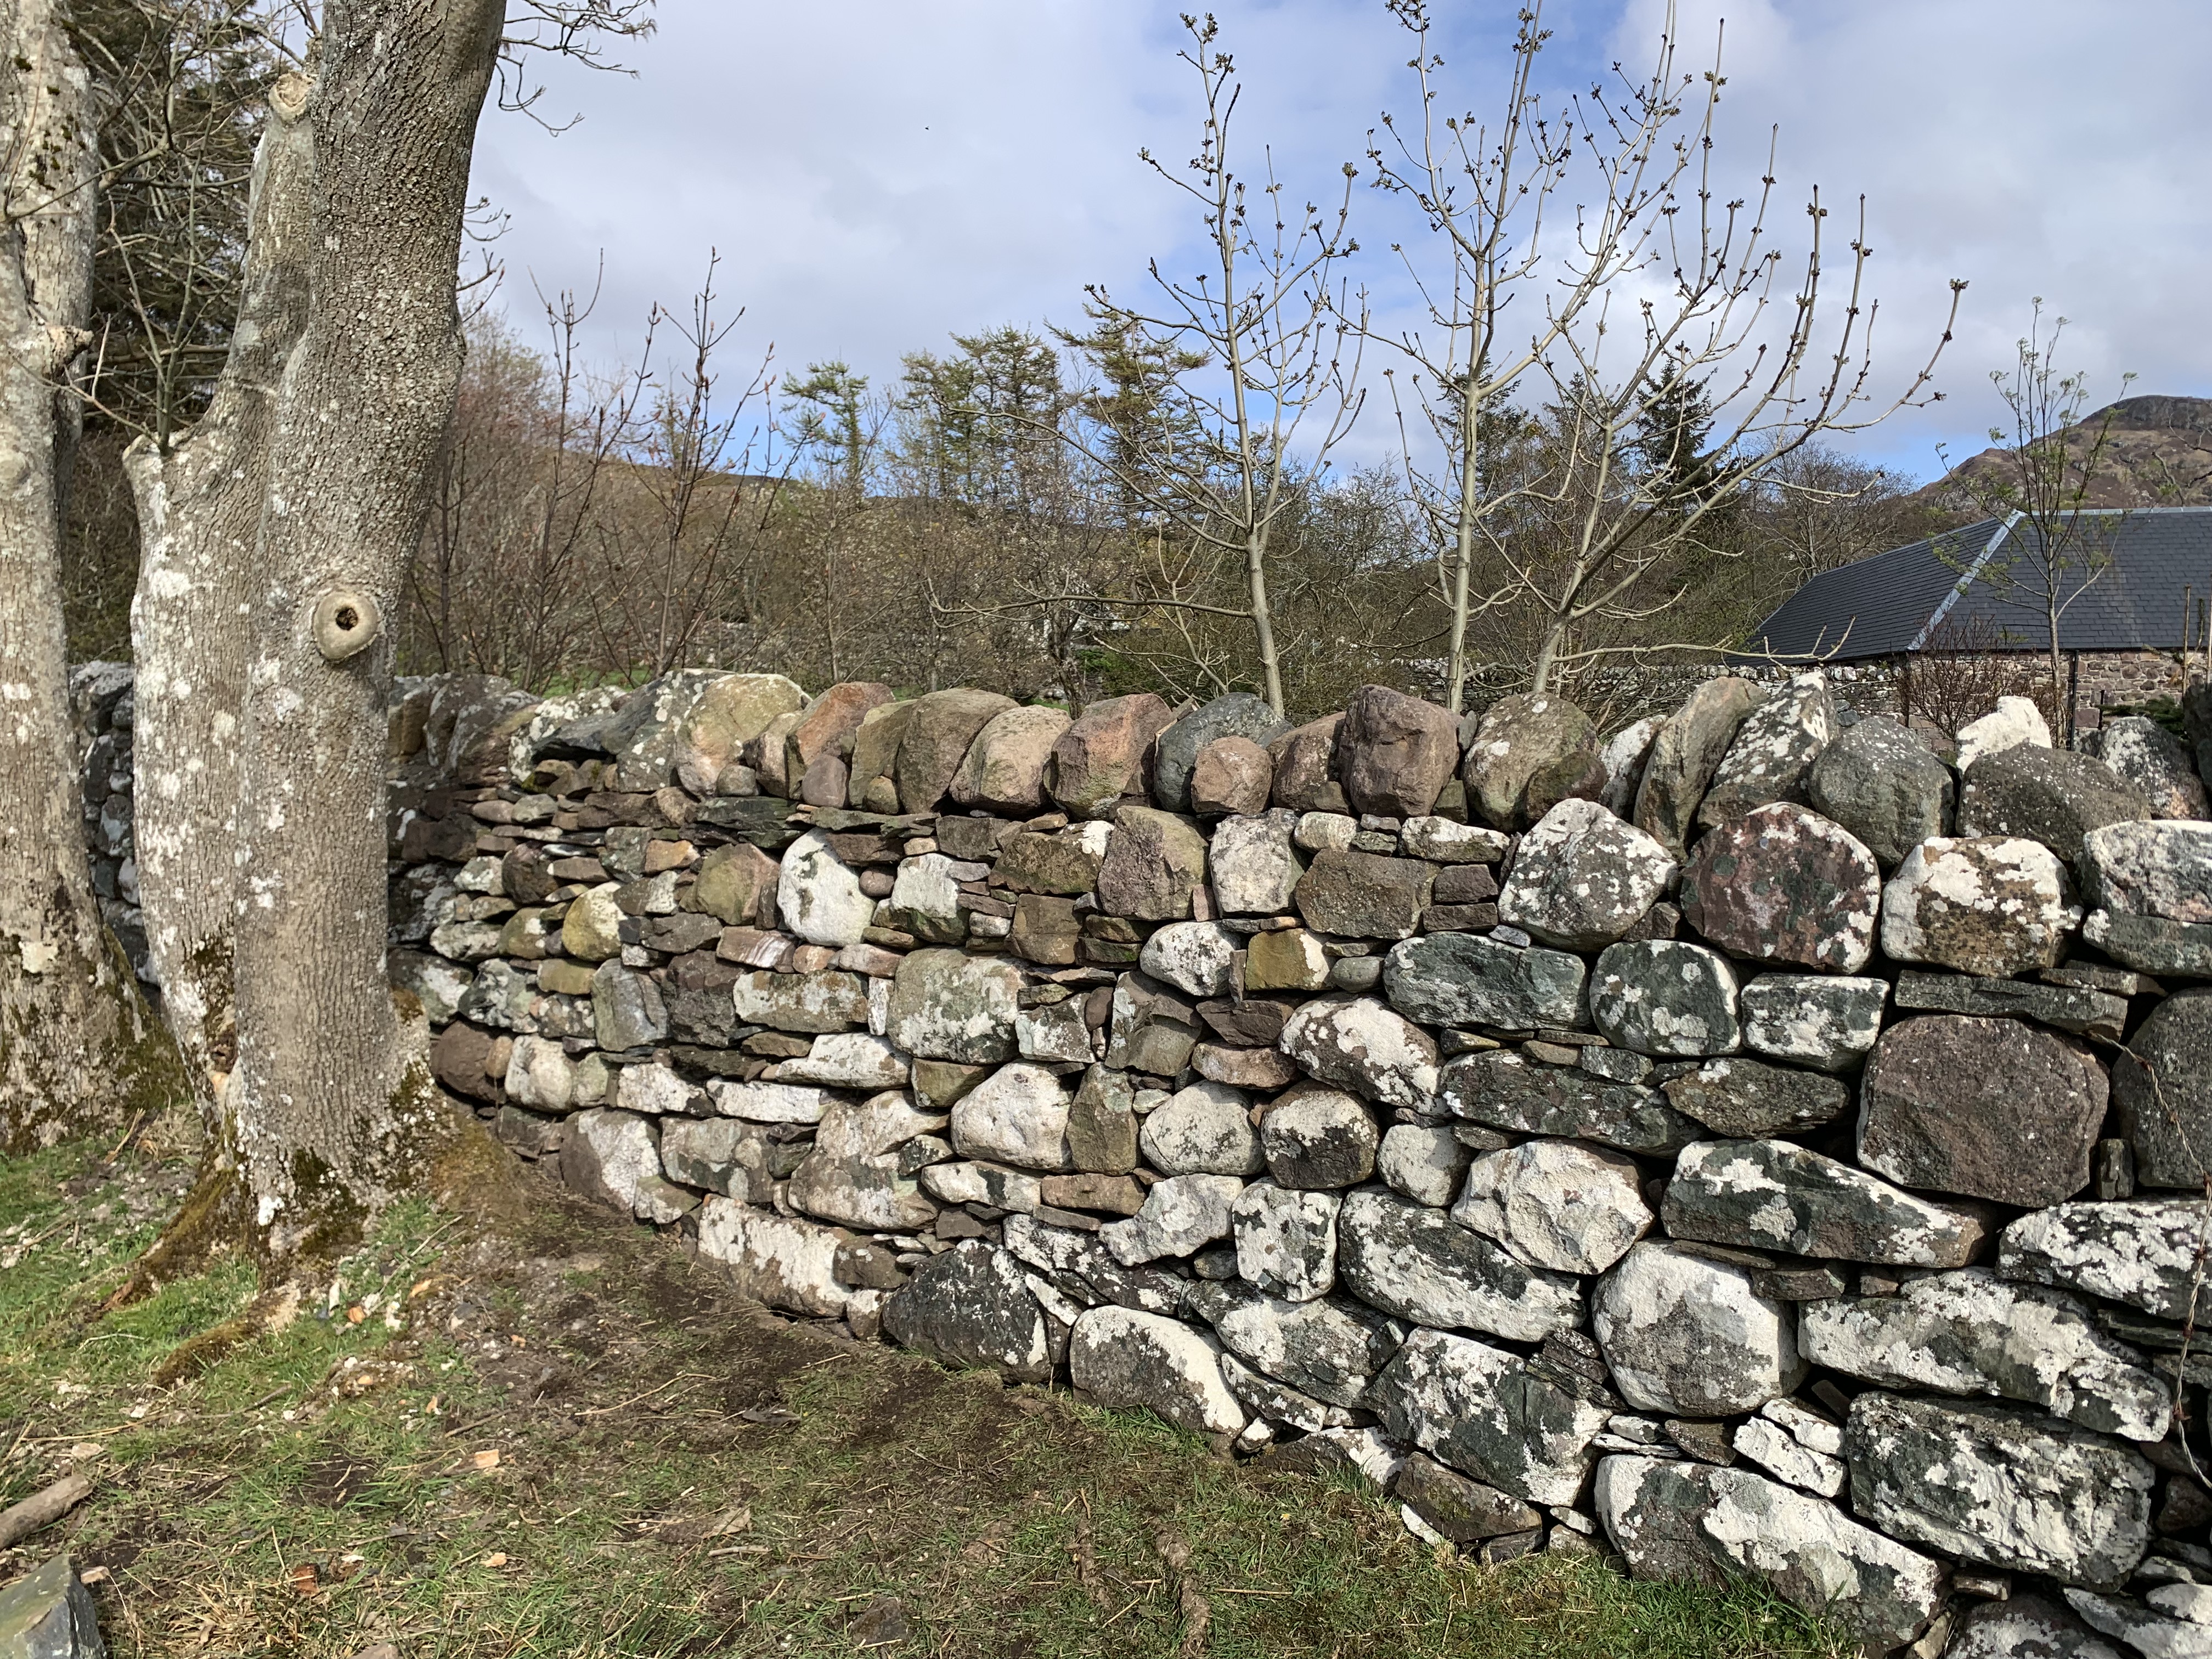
[81,659,2212,1656]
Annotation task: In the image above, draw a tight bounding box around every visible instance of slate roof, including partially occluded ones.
[1741,506,2212,661]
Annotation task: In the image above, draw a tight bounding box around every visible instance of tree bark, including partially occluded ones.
[0,0,185,1146]
[225,0,504,1256]
[126,74,315,1109]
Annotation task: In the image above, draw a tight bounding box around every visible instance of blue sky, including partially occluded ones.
[471,0,2212,486]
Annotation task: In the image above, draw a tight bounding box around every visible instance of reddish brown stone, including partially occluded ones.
[1340,684,1460,819]
[1678,803,1881,973]
[1047,692,1176,819]
[1269,714,1346,812]
[789,681,894,774]
[1190,736,1274,816]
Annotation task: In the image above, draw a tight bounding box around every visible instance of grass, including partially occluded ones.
[0,1132,1856,1657]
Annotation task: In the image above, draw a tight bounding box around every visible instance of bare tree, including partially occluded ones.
[1936,301,2131,743]
[0,0,188,1145]
[1374,0,1959,700]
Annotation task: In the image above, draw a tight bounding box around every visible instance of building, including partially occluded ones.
[1741,505,2212,733]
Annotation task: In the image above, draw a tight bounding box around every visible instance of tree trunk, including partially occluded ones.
[224,0,504,1257]
[1245,526,1284,718]
[0,0,187,1146]
[125,75,315,1110]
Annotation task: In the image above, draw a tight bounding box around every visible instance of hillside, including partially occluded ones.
[1920,392,2212,509]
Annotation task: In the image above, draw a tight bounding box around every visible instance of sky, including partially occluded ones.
[470,0,2212,486]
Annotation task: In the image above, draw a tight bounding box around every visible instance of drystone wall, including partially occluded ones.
[81,656,2212,1657]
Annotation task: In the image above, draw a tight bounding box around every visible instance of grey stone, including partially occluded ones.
[1096,804,1210,921]
[778,1032,909,1090]
[995,822,1112,896]
[1958,745,2154,865]
[1395,1454,1545,1545]
[1371,1328,1609,1504]
[1599,716,1663,817]
[1678,802,1881,974]
[1260,1085,1378,1189]
[0,1556,106,1659]
[949,704,1073,815]
[1141,1081,1263,1176]
[1738,973,1888,1073]
[1376,1123,1475,1207]
[1800,1269,2172,1442]
[1593,1241,1806,1417]
[1595,1454,1944,1654]
[592,961,668,1051]
[1277,996,1439,1110]
[695,1198,851,1318]
[894,687,1018,811]
[2096,716,2209,820]
[885,852,969,944]
[732,967,870,1034]
[2064,1590,2212,1659]
[1892,969,2129,1042]
[950,1063,1073,1171]
[1804,714,1955,869]
[777,829,874,947]
[1066,1064,1140,1175]
[1067,1306,1245,1435]
[504,1035,576,1113]
[1882,836,2083,978]
[1383,932,1587,1031]
[885,949,1024,1062]
[391,951,475,1024]
[1859,1014,2108,1207]
[1294,849,1432,940]
[1589,940,1741,1057]
[1496,799,1677,950]
[787,1090,944,1232]
[1731,1416,1845,1497]
[1633,675,1766,860]
[2083,910,2212,978]
[918,1160,1041,1214]
[1662,1057,1852,1139]
[2080,820,2212,927]
[1104,973,1200,1076]
[1844,1391,2156,1588]
[612,1060,702,1116]
[1196,1283,1403,1406]
[1154,693,1291,815]
[561,884,625,961]
[1101,1173,1246,1266]
[1400,816,1511,863]
[1231,1182,1341,1301]
[1997,1201,2212,1323]
[1463,692,1600,832]
[882,1242,1052,1381]
[1664,1138,1991,1266]
[1336,684,1462,819]
[1335,1188,1583,1341]
[707,1078,831,1125]
[1209,809,1305,914]
[1696,670,1835,828]
[1440,1049,1699,1154]
[1452,1139,1652,1275]
[2115,990,2212,1190]
[1217,1353,1365,1433]
[564,1109,693,1223]
[659,1116,768,1198]
[1003,1214,1186,1315]
[1956,695,2052,771]
[1946,1596,2128,1659]
[1138,921,1239,997]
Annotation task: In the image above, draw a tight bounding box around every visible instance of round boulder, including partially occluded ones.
[1678,803,1881,973]
[1880,836,2081,978]
[1589,939,1742,1057]
[1497,798,1677,951]
[1260,1084,1379,1188]
[1593,1240,1808,1417]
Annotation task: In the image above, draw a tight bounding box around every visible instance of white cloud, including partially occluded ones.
[471,0,2212,485]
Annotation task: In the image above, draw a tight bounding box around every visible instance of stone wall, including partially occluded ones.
[87,658,2212,1655]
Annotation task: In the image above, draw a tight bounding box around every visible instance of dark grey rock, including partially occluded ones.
[1661,1057,1852,1139]
[1395,1454,1544,1544]
[1067,1306,1244,1435]
[1294,849,1432,940]
[1946,1595,2129,1659]
[1463,693,1599,832]
[1440,1049,1700,1154]
[2080,820,2212,926]
[1844,1391,2156,1588]
[1261,1085,1379,1189]
[1737,973,1888,1073]
[1696,670,1836,828]
[0,1556,106,1659]
[2113,989,2212,1190]
[1589,940,1741,1057]
[1803,714,1954,868]
[1383,932,1587,1031]
[1192,1280,1406,1407]
[1859,1014,2108,1207]
[883,1243,1053,1383]
[1496,800,1675,950]
[1664,1138,1991,1266]
[1958,744,2154,865]
[1891,969,2128,1042]
[1153,693,1290,814]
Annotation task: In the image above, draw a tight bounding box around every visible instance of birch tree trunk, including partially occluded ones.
[0,0,186,1146]
[224,0,504,1256]
[126,74,314,1109]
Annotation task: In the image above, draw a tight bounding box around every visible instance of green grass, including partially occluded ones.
[0,1136,1854,1657]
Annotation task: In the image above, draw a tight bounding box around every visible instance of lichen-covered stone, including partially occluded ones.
[1207,809,1304,914]
[1278,996,1438,1109]
[2063,1589,2212,1659]
[1194,1282,1405,1408]
[1383,933,1587,1031]
[787,1090,943,1232]
[1154,693,1291,815]
[1140,1080,1262,1176]
[885,949,1023,1062]
[695,1198,851,1317]
[1268,714,1346,813]
[1843,1391,2155,1588]
[1663,1138,1990,1266]
[1696,670,1835,828]
[1231,1182,1341,1301]
[1068,1307,1245,1435]
[1376,1122,1476,1207]
[1096,804,1210,921]
[1589,940,1741,1057]
[883,1242,1052,1381]
[1593,1242,1806,1416]
[1859,1014,2107,1207]
[1804,714,1955,868]
[1452,1139,1651,1274]
[1737,973,1887,1072]
[1370,1328,1608,1504]
[1463,693,1599,832]
[1957,744,2154,865]
[1101,1173,1246,1266]
[1799,1269,2171,1442]
[1066,1063,1140,1174]
[1497,799,1675,950]
[1595,1454,1944,1653]
[1138,920,1239,997]
[2080,819,2212,926]
[592,961,669,1051]
[2114,990,2212,1190]
[1678,803,1881,973]
[1632,675,1765,860]
[1335,1188,1583,1341]
[1891,969,2128,1042]
[1956,695,2051,771]
[2095,715,2209,820]
[949,1063,1073,1171]
[1294,849,1431,940]
[1660,1057,1852,1140]
[1395,1454,1545,1545]
[995,822,1112,896]
[1440,1050,1699,1155]
[1260,1085,1378,1188]
[1881,835,2082,977]
[1997,1200,2212,1322]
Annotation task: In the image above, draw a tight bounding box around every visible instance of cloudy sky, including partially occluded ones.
[471,0,2212,484]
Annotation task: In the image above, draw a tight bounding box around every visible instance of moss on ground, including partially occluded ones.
[0,1137,1854,1658]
